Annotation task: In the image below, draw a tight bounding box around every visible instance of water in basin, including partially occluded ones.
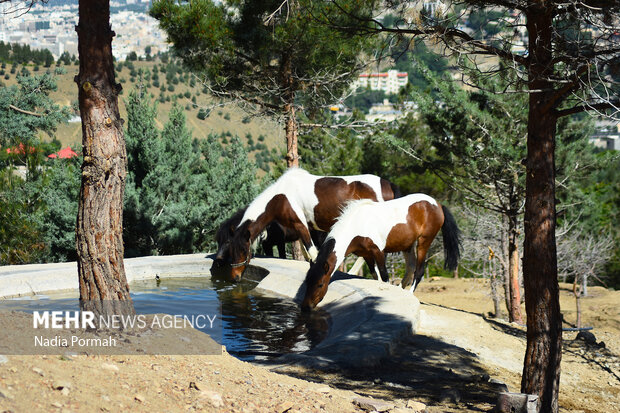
[0,273,329,362]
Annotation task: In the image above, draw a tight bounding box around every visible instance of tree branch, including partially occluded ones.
[8,104,42,117]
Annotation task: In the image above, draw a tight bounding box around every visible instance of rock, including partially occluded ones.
[496,392,538,413]
[32,367,45,376]
[576,331,597,345]
[405,400,427,412]
[101,363,120,372]
[439,389,461,404]
[276,400,295,413]
[199,390,223,408]
[52,380,72,391]
[0,355,8,364]
[0,387,14,400]
[134,394,145,403]
[61,387,70,396]
[489,378,509,392]
[353,396,394,412]
[51,401,63,408]
[315,386,331,393]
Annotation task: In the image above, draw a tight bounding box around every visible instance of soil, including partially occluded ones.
[1,277,618,413]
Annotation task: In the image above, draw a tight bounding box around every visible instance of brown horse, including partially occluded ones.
[212,207,323,275]
[301,194,461,311]
[228,168,400,281]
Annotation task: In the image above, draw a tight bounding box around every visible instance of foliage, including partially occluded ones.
[0,71,70,149]
[298,121,363,176]
[0,41,55,66]
[123,88,260,256]
[32,157,81,262]
[0,70,72,264]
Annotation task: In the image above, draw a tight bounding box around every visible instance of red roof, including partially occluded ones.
[6,143,37,155]
[48,146,79,159]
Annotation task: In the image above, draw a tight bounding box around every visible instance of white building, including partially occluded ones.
[365,99,404,123]
[352,70,409,95]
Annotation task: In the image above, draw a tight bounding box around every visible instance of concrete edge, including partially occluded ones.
[0,254,213,299]
[251,257,420,369]
[0,254,421,369]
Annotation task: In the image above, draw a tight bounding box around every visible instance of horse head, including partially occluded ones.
[229,220,253,282]
[301,238,337,311]
[212,208,246,272]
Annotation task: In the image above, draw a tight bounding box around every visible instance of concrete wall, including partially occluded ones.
[0,254,420,368]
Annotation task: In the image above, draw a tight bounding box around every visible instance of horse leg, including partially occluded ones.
[277,241,286,259]
[363,256,378,280]
[261,240,273,257]
[410,236,433,292]
[401,247,416,289]
[367,247,389,282]
[291,222,317,261]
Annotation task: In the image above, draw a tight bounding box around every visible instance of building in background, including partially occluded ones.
[352,70,409,95]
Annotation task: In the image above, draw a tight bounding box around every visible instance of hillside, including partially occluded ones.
[1,59,284,160]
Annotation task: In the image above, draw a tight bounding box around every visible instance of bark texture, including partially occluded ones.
[75,0,134,317]
[521,6,562,412]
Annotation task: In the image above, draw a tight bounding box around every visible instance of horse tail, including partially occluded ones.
[441,205,461,271]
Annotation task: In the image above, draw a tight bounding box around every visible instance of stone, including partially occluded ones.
[101,363,120,372]
[276,400,295,413]
[199,390,223,408]
[0,387,14,400]
[52,380,72,391]
[496,392,538,413]
[405,400,427,412]
[315,386,331,393]
[134,394,145,403]
[32,367,45,376]
[576,331,597,345]
[489,378,509,392]
[0,355,8,365]
[439,389,461,404]
[60,387,70,396]
[353,396,394,412]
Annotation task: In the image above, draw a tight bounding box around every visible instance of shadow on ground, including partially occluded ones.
[261,296,507,412]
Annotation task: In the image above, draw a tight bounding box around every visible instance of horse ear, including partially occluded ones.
[323,261,329,274]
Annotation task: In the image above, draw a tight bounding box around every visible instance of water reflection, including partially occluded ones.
[1,273,329,362]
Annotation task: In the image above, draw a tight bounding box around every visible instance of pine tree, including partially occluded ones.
[150,0,373,169]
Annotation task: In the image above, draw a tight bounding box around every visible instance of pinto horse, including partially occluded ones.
[301,194,461,311]
[212,207,327,274]
[212,208,302,270]
[228,168,400,281]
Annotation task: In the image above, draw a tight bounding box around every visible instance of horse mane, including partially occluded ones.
[230,220,252,253]
[305,238,336,285]
[337,198,376,217]
[216,207,247,247]
[331,199,376,232]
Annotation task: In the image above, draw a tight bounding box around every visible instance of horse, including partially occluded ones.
[211,207,325,273]
[301,194,461,311]
[228,167,401,282]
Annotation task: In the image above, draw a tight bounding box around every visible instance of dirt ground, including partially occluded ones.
[1,277,618,413]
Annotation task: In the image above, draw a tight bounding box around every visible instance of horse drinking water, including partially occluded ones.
[228,168,400,282]
[213,208,296,265]
[301,194,461,311]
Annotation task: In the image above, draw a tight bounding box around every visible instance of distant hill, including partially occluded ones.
[1,58,284,171]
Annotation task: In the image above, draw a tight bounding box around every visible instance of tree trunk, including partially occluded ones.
[490,260,503,319]
[521,8,562,413]
[282,53,304,261]
[75,0,134,318]
[572,277,582,329]
[500,218,512,316]
[507,212,523,324]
